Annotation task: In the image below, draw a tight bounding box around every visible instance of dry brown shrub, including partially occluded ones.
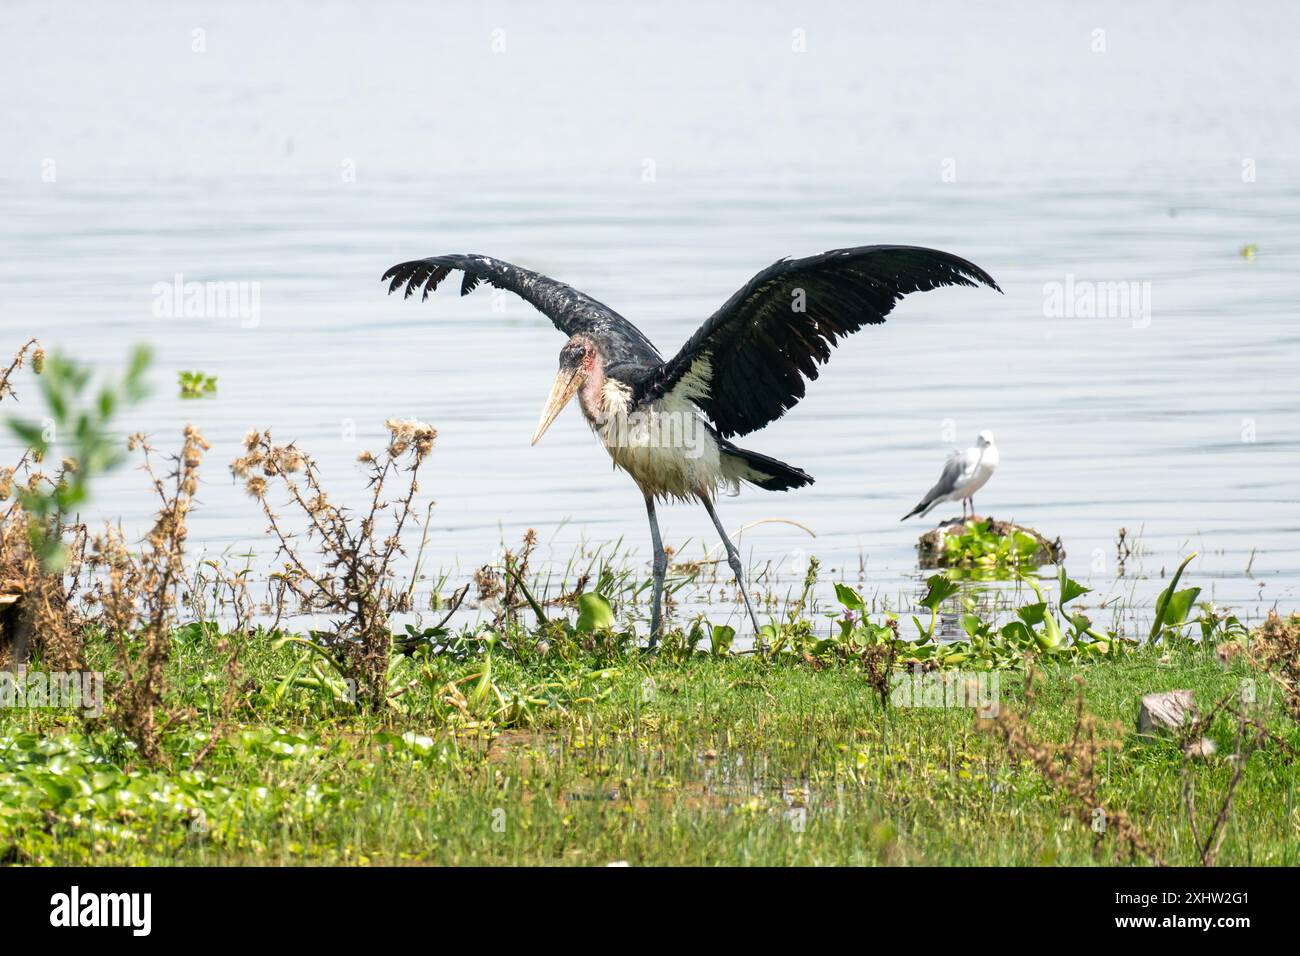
[0,337,43,402]
[232,418,435,709]
[87,426,209,762]
[500,528,538,626]
[0,524,84,669]
[0,337,84,668]
[1246,612,1300,721]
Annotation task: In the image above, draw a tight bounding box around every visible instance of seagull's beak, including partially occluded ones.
[531,368,583,445]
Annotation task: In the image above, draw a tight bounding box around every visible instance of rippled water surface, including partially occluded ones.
[3,0,1299,632]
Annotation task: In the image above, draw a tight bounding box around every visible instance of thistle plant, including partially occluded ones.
[232,418,437,709]
[88,425,211,762]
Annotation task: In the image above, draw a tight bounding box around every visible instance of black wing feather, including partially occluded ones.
[460,271,483,296]
[635,245,1000,438]
[382,254,661,365]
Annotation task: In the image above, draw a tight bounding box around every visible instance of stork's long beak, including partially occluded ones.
[531,368,582,445]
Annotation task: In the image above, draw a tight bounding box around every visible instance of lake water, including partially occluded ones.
[3,0,1299,636]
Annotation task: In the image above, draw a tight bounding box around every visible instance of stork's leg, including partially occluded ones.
[645,494,667,650]
[700,495,766,651]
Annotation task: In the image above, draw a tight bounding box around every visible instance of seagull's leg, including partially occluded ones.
[644,493,667,650]
[700,494,766,651]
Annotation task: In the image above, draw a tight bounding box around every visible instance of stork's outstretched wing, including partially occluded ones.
[634,246,1001,438]
[382,254,660,362]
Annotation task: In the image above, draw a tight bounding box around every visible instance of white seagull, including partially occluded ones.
[901,430,999,521]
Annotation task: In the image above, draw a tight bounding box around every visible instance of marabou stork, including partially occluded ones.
[383,246,1000,646]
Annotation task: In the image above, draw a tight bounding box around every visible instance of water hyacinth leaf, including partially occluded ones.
[1162,588,1202,630]
[920,574,960,611]
[90,771,121,792]
[1036,612,1062,650]
[710,623,736,656]
[811,637,835,656]
[1149,552,1197,642]
[469,658,494,709]
[1017,602,1047,626]
[864,621,896,645]
[576,592,615,632]
[1012,532,1039,559]
[1000,621,1033,647]
[272,651,313,706]
[1069,611,1094,635]
[834,583,865,612]
[36,776,78,804]
[1057,567,1091,607]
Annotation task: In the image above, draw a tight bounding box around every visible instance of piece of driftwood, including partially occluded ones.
[916,516,1064,569]
[1137,690,1197,738]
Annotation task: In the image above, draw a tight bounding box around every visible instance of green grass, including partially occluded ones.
[4,341,1292,867]
[2,629,1296,866]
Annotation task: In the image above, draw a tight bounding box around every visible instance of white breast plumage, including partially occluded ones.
[588,380,732,501]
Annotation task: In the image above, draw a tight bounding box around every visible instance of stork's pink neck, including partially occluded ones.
[577,356,607,421]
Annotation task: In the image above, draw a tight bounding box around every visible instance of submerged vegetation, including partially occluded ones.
[1,341,1297,866]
